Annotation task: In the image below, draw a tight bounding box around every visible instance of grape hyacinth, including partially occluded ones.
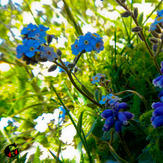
[101,94,134,132]
[151,61,163,128]
[71,32,104,55]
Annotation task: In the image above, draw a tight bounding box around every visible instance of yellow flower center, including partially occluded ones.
[84,40,89,45]
[47,51,52,55]
[92,34,97,37]
[96,43,100,48]
[59,111,63,114]
[95,77,98,80]
[30,47,35,51]
[103,98,106,101]
[157,16,163,21]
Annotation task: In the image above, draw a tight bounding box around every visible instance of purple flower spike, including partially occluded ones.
[101,109,113,119]
[160,68,163,74]
[118,112,128,125]
[152,102,163,109]
[152,107,163,116]
[123,111,134,120]
[115,120,122,133]
[152,115,163,128]
[158,90,163,98]
[152,75,163,88]
[118,102,128,109]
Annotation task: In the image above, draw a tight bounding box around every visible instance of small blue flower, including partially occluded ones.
[78,32,96,52]
[21,23,37,35]
[58,106,66,119]
[38,24,49,32]
[93,39,104,53]
[151,115,163,128]
[107,93,121,105]
[99,95,108,104]
[157,10,163,17]
[91,74,101,84]
[16,45,25,59]
[40,46,58,61]
[149,23,157,31]
[23,39,40,58]
[71,39,82,55]
[154,16,163,25]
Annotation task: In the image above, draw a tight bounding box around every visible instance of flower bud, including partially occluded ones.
[138,32,144,41]
[155,24,162,33]
[151,30,160,38]
[67,63,75,68]
[134,7,138,18]
[149,37,159,44]
[152,44,158,53]
[39,57,47,62]
[56,49,62,57]
[121,11,132,17]
[132,26,143,32]
[48,64,57,72]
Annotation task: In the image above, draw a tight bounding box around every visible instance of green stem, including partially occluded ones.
[117,0,162,75]
[50,83,93,163]
[155,40,163,57]
[103,141,128,163]
[118,132,135,163]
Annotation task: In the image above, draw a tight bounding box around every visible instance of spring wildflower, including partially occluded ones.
[91,74,101,84]
[71,39,82,55]
[40,46,58,61]
[21,23,37,35]
[101,99,134,132]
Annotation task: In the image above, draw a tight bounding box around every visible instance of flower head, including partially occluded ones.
[71,39,82,55]
[40,46,58,61]
[21,23,37,35]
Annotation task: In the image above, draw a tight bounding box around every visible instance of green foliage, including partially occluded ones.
[0,0,163,162]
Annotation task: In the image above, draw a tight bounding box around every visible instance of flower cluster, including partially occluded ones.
[149,9,163,40]
[71,32,104,55]
[101,95,134,132]
[34,106,66,133]
[151,61,163,128]
[91,73,106,84]
[16,23,58,65]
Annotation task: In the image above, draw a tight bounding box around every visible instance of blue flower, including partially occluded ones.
[38,24,49,32]
[23,39,40,58]
[154,16,163,25]
[58,106,66,119]
[16,45,26,59]
[71,39,82,55]
[91,74,101,84]
[157,10,163,17]
[21,23,37,35]
[78,32,95,52]
[152,102,163,109]
[151,115,163,128]
[123,111,134,120]
[153,106,163,116]
[40,46,58,61]
[107,93,122,105]
[152,75,163,88]
[104,116,115,129]
[149,23,157,31]
[118,112,128,125]
[93,39,104,53]
[99,95,108,104]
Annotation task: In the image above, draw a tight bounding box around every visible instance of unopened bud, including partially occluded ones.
[132,26,142,32]
[152,44,158,53]
[47,34,57,45]
[134,7,138,18]
[121,11,132,17]
[48,64,57,72]
[56,49,62,57]
[67,63,75,68]
[149,37,159,44]
[155,24,162,33]
[39,57,47,62]
[151,31,160,38]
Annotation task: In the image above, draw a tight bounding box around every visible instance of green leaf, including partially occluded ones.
[33,146,41,163]
[94,89,102,102]
[138,12,144,25]
[81,85,94,99]
[49,150,63,163]
[77,111,84,133]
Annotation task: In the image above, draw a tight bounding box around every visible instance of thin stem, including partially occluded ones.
[66,71,102,108]
[117,0,162,74]
[118,132,135,163]
[50,83,93,163]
